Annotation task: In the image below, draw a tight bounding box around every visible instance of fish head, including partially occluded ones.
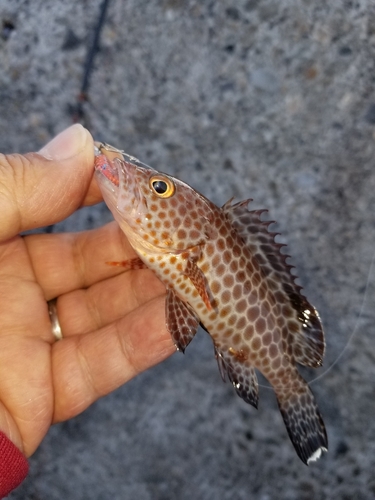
[94,145,215,255]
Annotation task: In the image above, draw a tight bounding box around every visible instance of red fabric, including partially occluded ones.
[0,431,29,498]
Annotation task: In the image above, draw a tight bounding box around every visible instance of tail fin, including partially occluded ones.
[275,376,328,465]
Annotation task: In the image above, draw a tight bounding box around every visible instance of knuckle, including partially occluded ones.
[0,153,32,236]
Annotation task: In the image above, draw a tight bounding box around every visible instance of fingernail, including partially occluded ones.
[39,124,89,161]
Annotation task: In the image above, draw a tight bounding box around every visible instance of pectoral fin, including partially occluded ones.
[106,257,147,271]
[166,288,199,352]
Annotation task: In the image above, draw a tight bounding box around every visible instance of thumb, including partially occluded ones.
[0,124,99,241]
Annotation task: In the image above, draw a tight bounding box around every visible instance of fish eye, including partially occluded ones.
[149,175,175,198]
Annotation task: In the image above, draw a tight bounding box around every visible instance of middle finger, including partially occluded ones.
[54,267,166,337]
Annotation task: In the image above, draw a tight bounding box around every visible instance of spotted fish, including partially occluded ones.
[94,143,328,464]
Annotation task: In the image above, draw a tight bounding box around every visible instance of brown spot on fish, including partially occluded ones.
[228,314,237,326]
[247,306,260,322]
[178,229,187,239]
[217,238,225,251]
[233,244,241,257]
[263,332,272,346]
[259,347,268,359]
[252,337,261,351]
[232,333,241,344]
[216,264,226,277]
[223,274,234,288]
[220,306,230,318]
[248,290,258,305]
[269,344,278,359]
[211,281,221,294]
[221,290,231,303]
[212,255,221,268]
[235,299,247,313]
[237,270,246,282]
[206,244,215,257]
[252,272,261,287]
[190,229,201,239]
[173,217,182,228]
[243,325,253,340]
[272,357,281,370]
[178,205,187,217]
[200,262,209,273]
[230,260,238,272]
[223,250,231,264]
[233,284,242,300]
[255,317,266,334]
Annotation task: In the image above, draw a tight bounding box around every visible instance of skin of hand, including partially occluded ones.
[0,124,174,457]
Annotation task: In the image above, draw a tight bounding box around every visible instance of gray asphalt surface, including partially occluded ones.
[1,1,375,498]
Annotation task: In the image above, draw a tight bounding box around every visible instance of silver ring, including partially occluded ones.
[48,299,63,340]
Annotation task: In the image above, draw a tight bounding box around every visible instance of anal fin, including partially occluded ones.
[166,288,199,352]
[214,346,259,409]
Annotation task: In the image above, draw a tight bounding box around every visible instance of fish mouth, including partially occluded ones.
[94,152,120,187]
[94,142,153,232]
[94,143,147,205]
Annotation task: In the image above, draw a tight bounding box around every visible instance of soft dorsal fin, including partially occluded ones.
[222,199,325,368]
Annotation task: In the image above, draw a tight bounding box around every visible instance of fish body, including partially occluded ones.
[94,144,328,464]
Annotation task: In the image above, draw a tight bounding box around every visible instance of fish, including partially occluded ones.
[94,142,328,465]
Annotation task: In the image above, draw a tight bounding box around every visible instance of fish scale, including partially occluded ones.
[94,143,328,465]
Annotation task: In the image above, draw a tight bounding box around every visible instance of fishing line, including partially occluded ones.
[308,246,375,386]
[256,246,375,391]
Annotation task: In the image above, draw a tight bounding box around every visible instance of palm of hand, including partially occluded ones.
[0,223,172,457]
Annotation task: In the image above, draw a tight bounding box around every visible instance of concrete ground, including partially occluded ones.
[1,0,375,498]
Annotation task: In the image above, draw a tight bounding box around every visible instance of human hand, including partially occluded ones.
[0,125,173,458]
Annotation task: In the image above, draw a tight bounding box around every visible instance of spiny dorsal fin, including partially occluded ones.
[222,199,325,368]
